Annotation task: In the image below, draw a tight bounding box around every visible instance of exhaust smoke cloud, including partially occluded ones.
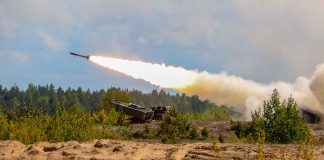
[90,56,324,119]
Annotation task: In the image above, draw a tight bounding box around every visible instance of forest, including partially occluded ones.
[0,84,232,144]
[0,84,230,115]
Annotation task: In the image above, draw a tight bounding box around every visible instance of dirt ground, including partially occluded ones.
[1,139,324,160]
[1,120,323,160]
[132,120,324,145]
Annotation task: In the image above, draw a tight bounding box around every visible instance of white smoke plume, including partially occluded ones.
[178,69,324,119]
[90,56,324,119]
[310,64,324,109]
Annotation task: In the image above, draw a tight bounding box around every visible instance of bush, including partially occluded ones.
[92,108,129,126]
[184,105,231,121]
[99,88,132,111]
[158,106,191,143]
[0,107,120,144]
[189,127,199,140]
[143,124,150,134]
[0,111,10,140]
[226,133,240,143]
[261,89,310,143]
[10,115,49,144]
[46,106,97,142]
[201,127,209,139]
[231,89,310,143]
[218,133,225,143]
[231,121,260,142]
[108,126,133,140]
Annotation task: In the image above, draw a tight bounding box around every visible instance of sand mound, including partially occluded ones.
[0,139,323,160]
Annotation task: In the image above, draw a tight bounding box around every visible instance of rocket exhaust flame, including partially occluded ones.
[89,55,324,119]
[89,56,197,88]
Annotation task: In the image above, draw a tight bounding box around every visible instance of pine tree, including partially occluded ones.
[252,89,309,143]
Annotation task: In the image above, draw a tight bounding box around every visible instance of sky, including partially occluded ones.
[1,0,324,91]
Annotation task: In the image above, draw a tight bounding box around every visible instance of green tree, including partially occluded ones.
[99,88,132,111]
[92,108,129,126]
[46,105,95,142]
[232,89,310,143]
[0,110,10,140]
[260,90,309,143]
[158,106,191,143]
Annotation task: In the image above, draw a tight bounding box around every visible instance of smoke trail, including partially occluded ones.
[310,64,324,108]
[90,56,324,118]
[178,71,324,119]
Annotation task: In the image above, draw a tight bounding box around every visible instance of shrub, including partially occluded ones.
[143,124,150,134]
[9,115,49,144]
[99,88,132,111]
[158,106,191,143]
[0,105,129,144]
[92,108,129,127]
[256,130,265,160]
[184,105,231,121]
[0,111,10,140]
[297,137,315,159]
[132,125,156,139]
[261,89,310,143]
[231,89,310,143]
[212,140,221,158]
[218,133,224,143]
[189,127,199,140]
[201,127,209,139]
[46,106,96,142]
[226,133,240,143]
[109,126,133,140]
[231,121,253,139]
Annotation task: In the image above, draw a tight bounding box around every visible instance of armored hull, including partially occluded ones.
[111,100,154,122]
[302,109,323,123]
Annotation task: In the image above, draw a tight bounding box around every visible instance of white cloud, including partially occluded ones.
[12,52,28,63]
[0,17,17,38]
[232,0,324,78]
[38,32,65,49]
[147,17,222,47]
[0,51,28,63]
[1,0,324,83]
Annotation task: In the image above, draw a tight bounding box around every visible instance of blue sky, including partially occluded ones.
[1,0,324,91]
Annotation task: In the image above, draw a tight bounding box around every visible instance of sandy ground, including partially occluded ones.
[1,139,324,160]
[1,121,323,159]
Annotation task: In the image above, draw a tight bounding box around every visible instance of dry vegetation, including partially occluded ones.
[1,87,324,159]
[0,130,323,160]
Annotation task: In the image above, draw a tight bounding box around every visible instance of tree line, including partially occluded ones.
[0,84,226,115]
[0,84,231,144]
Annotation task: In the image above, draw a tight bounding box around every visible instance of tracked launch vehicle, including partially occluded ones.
[110,99,169,123]
[301,109,322,124]
[110,99,155,122]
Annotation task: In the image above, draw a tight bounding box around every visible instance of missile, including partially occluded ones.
[70,52,90,60]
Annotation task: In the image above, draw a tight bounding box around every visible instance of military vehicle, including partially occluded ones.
[301,109,322,123]
[110,99,155,122]
[151,105,171,120]
[110,99,170,123]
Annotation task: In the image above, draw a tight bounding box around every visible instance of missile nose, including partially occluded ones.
[70,52,78,56]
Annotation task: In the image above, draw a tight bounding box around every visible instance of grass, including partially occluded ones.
[183,106,231,121]
[0,106,132,144]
